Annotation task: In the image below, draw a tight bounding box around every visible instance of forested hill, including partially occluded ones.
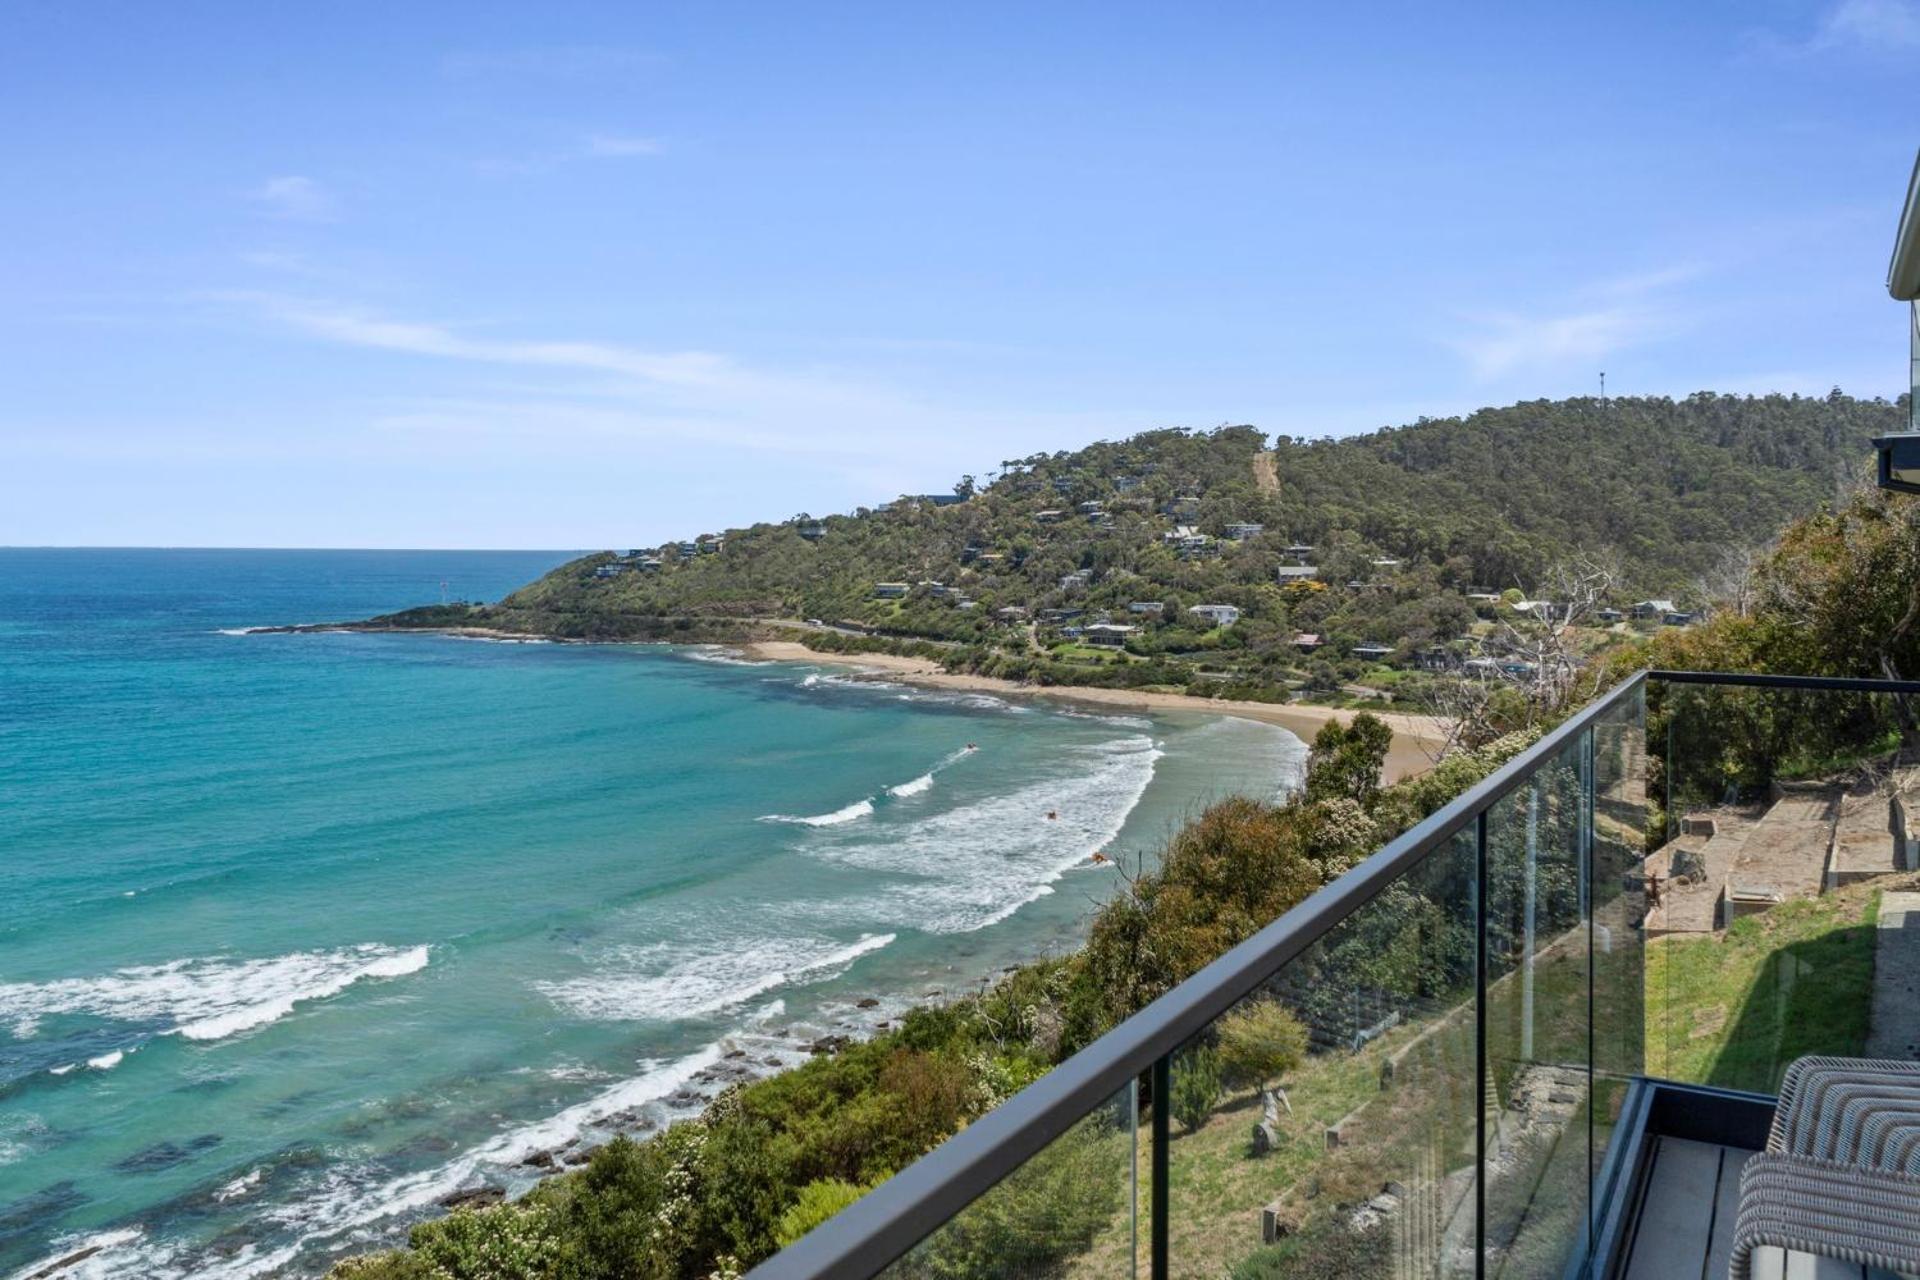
[392,391,1901,648]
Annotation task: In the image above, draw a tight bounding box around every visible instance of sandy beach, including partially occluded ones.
[742,640,1450,784]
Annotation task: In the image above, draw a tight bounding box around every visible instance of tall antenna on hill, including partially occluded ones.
[1599,371,1608,407]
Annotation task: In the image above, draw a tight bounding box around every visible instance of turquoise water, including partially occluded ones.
[0,549,1305,1278]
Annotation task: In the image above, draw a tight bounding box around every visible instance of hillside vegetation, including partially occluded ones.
[377,393,1898,698]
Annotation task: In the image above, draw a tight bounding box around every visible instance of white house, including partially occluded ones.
[1275,565,1320,582]
[1187,604,1241,627]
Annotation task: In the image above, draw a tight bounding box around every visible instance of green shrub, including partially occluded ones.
[1215,999,1308,1094]
[774,1179,872,1248]
[1170,1047,1223,1134]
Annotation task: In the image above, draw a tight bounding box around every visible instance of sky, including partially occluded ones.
[1,1,1916,549]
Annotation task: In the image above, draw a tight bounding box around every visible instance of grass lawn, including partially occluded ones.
[1645,880,1887,1092]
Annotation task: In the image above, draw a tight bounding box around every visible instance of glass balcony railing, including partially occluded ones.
[1649,676,1917,1092]
[751,671,1920,1280]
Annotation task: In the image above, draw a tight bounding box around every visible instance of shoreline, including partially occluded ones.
[740,640,1449,784]
[251,622,1450,782]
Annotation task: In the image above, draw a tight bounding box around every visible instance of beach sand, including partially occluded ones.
[742,640,1449,784]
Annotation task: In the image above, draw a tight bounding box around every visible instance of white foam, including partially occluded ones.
[680,646,773,667]
[888,773,934,797]
[537,933,894,1022]
[760,797,875,826]
[85,1049,124,1071]
[800,736,1161,934]
[214,1166,266,1203]
[0,944,431,1050]
[20,1042,734,1280]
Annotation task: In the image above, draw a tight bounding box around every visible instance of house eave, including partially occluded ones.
[1890,147,1920,301]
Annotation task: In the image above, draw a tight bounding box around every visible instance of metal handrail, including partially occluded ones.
[753,671,1648,1278]
[751,668,1919,1279]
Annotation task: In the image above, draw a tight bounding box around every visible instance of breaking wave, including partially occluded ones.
[535,933,895,1023]
[760,797,875,826]
[798,735,1161,934]
[0,945,431,1052]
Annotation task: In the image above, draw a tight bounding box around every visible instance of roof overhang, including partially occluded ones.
[1891,148,1920,301]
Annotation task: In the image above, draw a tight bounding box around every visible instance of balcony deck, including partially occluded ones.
[1619,1135,1751,1280]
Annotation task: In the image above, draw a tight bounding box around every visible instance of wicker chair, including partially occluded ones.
[1727,1057,1920,1280]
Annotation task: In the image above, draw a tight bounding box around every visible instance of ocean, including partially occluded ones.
[0,548,1306,1278]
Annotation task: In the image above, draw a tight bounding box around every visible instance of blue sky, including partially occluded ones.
[1,1,1915,548]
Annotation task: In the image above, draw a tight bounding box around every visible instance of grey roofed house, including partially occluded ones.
[1631,598,1678,619]
[1224,522,1265,541]
[1128,601,1165,615]
[1275,564,1319,581]
[872,582,910,599]
[1352,641,1394,659]
[1081,622,1137,647]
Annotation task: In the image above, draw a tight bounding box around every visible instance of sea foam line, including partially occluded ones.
[0,944,430,1049]
[536,933,896,1023]
[760,797,875,826]
[14,1045,734,1280]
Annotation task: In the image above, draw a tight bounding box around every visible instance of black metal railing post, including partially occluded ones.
[1151,1055,1169,1280]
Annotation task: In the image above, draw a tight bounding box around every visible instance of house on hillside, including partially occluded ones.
[1188,604,1241,627]
[914,494,965,506]
[593,563,627,579]
[1077,500,1104,517]
[1035,509,1066,524]
[1631,599,1678,621]
[1275,565,1320,582]
[675,541,698,556]
[1292,633,1324,652]
[1113,475,1142,494]
[1060,569,1093,590]
[697,538,723,555]
[797,522,827,541]
[1595,607,1624,624]
[1038,608,1084,624]
[1282,544,1315,560]
[994,606,1030,622]
[1224,522,1265,541]
[636,557,663,571]
[1128,601,1165,617]
[873,582,910,599]
[1663,609,1697,627]
[1083,623,1137,648]
[1352,641,1395,661]
[1415,645,1452,670]
[1371,558,1401,569]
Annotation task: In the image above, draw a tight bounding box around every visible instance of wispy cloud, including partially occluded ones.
[253,298,729,388]
[1742,0,1920,58]
[583,134,664,158]
[1448,305,1682,382]
[1813,0,1920,49]
[1446,265,1696,381]
[247,176,336,222]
